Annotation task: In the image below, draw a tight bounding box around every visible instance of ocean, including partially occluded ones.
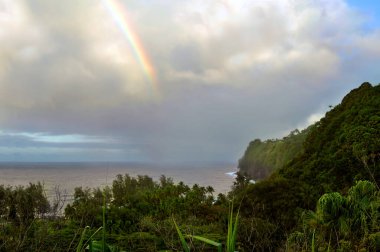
[0,162,237,203]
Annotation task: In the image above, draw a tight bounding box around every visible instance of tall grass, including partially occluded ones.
[188,235,223,252]
[226,202,239,252]
[75,191,117,252]
[173,202,239,252]
[102,193,106,252]
[76,226,103,252]
[172,217,190,252]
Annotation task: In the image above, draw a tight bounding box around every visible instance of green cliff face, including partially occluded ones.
[233,83,380,250]
[238,126,310,180]
[279,82,380,192]
[238,82,380,187]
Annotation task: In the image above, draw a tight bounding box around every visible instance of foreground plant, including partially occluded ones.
[76,192,121,252]
[173,202,239,252]
[76,226,103,252]
[287,180,380,251]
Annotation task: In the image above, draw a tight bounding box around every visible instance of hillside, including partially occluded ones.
[238,82,379,187]
[279,82,380,192]
[233,82,380,250]
[238,127,309,179]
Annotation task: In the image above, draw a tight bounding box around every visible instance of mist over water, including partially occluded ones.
[0,162,236,201]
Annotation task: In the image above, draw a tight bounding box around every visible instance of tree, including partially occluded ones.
[289,181,380,251]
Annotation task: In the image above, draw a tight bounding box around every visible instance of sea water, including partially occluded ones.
[0,162,237,202]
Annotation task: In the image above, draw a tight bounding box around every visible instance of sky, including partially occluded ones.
[0,0,379,163]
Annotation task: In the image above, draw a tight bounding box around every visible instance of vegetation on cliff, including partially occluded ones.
[232,82,380,250]
[0,82,379,251]
[279,82,380,192]
[238,127,309,180]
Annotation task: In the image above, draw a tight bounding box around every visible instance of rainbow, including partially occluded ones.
[102,0,157,90]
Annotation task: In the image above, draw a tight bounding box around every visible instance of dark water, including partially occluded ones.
[0,162,237,201]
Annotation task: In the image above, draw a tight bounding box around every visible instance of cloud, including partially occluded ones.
[0,0,379,162]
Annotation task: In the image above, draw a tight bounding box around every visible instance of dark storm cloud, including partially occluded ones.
[0,0,379,162]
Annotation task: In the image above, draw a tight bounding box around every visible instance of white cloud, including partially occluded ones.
[307,112,325,125]
[0,0,379,161]
[162,0,360,90]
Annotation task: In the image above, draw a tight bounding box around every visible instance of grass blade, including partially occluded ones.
[82,227,103,251]
[172,217,190,252]
[102,192,106,252]
[227,202,239,252]
[226,203,233,251]
[231,209,239,252]
[188,235,222,252]
[76,226,90,252]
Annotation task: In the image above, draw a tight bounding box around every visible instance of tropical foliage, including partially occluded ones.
[287,180,380,251]
[238,127,309,179]
[230,82,380,250]
[0,174,231,251]
[0,82,378,251]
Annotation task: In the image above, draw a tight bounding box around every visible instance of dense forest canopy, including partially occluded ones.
[232,82,380,250]
[239,82,379,187]
[279,82,380,191]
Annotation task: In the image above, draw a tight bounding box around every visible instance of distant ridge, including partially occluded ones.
[278,82,380,192]
[233,82,380,249]
[238,127,309,180]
